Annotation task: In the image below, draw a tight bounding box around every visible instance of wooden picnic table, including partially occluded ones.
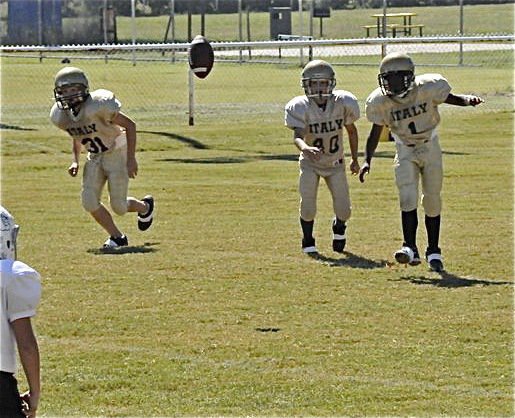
[363,12,424,37]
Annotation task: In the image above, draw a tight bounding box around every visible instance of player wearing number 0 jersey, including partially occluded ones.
[285,60,360,255]
[50,67,155,249]
[359,52,483,272]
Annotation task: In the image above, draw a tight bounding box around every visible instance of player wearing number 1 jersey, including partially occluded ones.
[359,52,483,271]
[50,67,154,249]
[285,60,360,254]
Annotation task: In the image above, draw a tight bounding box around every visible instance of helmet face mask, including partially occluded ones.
[0,206,19,260]
[302,78,335,99]
[54,84,89,110]
[378,70,415,97]
[54,67,90,111]
[378,52,415,97]
[301,60,336,100]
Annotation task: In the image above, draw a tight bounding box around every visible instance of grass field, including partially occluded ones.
[1,34,514,417]
[112,3,515,43]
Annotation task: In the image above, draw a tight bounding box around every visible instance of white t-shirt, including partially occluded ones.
[0,259,41,374]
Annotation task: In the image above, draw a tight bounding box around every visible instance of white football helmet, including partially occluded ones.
[54,66,90,110]
[301,60,336,99]
[0,206,19,260]
[378,52,415,97]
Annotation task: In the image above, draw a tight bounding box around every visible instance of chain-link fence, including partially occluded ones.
[1,36,513,132]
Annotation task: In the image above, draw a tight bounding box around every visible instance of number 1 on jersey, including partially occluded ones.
[408,121,419,135]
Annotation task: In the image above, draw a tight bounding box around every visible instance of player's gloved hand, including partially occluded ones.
[20,391,38,418]
[302,146,322,162]
[359,162,370,183]
[465,95,484,106]
[350,159,360,175]
[68,162,79,177]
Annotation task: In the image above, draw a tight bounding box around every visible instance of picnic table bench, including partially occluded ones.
[363,13,424,37]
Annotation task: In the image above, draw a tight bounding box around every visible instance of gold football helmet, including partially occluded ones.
[378,52,415,97]
[301,60,336,99]
[54,66,90,110]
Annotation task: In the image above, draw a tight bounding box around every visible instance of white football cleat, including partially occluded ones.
[103,235,128,249]
[303,245,318,254]
[302,238,317,254]
[394,246,415,264]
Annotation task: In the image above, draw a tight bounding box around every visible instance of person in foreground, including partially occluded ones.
[285,60,360,254]
[50,66,155,249]
[0,206,41,417]
[359,52,483,272]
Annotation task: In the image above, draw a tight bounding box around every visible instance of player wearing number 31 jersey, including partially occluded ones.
[359,52,483,272]
[285,60,360,255]
[50,67,155,249]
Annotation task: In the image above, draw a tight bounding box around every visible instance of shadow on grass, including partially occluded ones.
[138,130,209,149]
[255,327,281,333]
[158,150,468,165]
[442,150,471,156]
[159,156,249,164]
[158,153,299,164]
[87,241,159,255]
[306,250,387,269]
[397,270,513,288]
[365,149,469,158]
[0,123,37,131]
[158,152,405,165]
[139,131,469,165]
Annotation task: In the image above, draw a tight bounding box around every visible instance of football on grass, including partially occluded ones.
[188,35,214,79]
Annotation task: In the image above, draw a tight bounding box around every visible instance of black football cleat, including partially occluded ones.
[427,253,444,272]
[332,238,346,253]
[138,195,154,231]
[103,235,128,249]
[409,248,421,266]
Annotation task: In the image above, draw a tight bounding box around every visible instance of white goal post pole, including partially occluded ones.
[381,0,387,57]
[298,0,304,66]
[131,0,136,66]
[459,0,464,65]
[188,68,195,126]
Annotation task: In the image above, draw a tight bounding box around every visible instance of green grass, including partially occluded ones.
[111,4,514,43]
[1,46,513,416]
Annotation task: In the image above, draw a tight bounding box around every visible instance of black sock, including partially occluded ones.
[300,218,314,240]
[425,214,441,254]
[332,218,346,235]
[401,209,418,249]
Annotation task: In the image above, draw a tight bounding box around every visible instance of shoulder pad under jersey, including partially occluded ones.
[416,74,452,104]
[365,87,390,124]
[86,89,121,119]
[4,260,41,322]
[333,90,360,124]
[49,102,74,130]
[285,95,310,128]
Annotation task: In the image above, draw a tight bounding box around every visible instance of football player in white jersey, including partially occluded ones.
[359,52,483,272]
[50,67,155,249]
[0,206,41,418]
[285,60,360,254]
